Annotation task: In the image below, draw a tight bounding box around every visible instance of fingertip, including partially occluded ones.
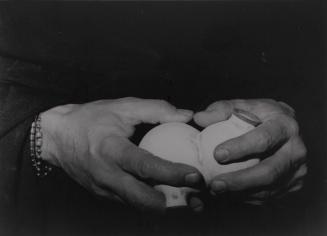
[193,111,214,127]
[185,172,204,188]
[214,147,230,163]
[211,180,227,194]
[176,109,194,122]
[161,109,193,123]
[188,197,204,213]
[193,111,206,126]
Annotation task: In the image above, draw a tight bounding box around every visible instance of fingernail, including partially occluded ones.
[211,180,227,194]
[185,173,201,185]
[192,202,204,213]
[189,197,204,213]
[178,109,193,117]
[210,190,217,196]
[215,149,229,162]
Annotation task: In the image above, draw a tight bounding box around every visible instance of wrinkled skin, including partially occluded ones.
[41,97,204,213]
[41,97,306,213]
[192,99,307,208]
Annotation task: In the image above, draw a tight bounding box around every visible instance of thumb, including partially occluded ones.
[193,100,233,127]
[115,98,193,125]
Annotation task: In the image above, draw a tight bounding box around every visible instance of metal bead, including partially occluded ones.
[36,139,42,146]
[30,115,52,177]
[35,132,42,138]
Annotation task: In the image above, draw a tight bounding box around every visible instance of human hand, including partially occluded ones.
[40,98,204,212]
[193,99,307,204]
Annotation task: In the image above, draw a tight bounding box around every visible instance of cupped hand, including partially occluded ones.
[40,97,204,212]
[193,99,307,204]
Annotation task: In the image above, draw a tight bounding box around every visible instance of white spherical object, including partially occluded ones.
[139,122,200,168]
[198,115,260,182]
[139,123,201,207]
[139,113,260,208]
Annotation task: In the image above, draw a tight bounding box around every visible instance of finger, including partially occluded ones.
[247,164,307,200]
[210,145,297,194]
[288,180,304,193]
[95,169,166,213]
[113,97,193,124]
[221,99,287,121]
[194,99,289,128]
[91,185,126,204]
[214,115,293,164]
[110,137,204,188]
[284,164,307,187]
[278,101,296,117]
[188,196,204,213]
[292,164,307,180]
[193,100,233,127]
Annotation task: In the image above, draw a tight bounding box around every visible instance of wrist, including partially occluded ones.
[40,104,76,166]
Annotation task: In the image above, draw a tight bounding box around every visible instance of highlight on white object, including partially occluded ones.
[139,111,261,208]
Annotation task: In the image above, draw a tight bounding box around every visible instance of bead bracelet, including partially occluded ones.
[30,114,52,177]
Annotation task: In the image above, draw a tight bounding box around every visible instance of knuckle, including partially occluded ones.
[260,164,278,185]
[136,157,156,180]
[278,101,296,116]
[283,116,299,135]
[157,99,173,109]
[97,136,122,158]
[289,120,299,135]
[91,171,110,190]
[290,139,307,165]
[256,129,273,152]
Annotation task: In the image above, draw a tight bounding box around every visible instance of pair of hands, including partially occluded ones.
[41,97,306,213]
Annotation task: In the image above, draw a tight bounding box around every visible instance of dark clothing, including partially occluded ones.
[0,2,326,236]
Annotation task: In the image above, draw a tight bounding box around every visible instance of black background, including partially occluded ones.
[0,1,326,235]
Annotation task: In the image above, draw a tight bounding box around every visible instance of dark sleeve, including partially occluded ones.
[0,55,83,234]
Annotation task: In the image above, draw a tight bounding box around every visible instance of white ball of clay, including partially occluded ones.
[139,114,259,208]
